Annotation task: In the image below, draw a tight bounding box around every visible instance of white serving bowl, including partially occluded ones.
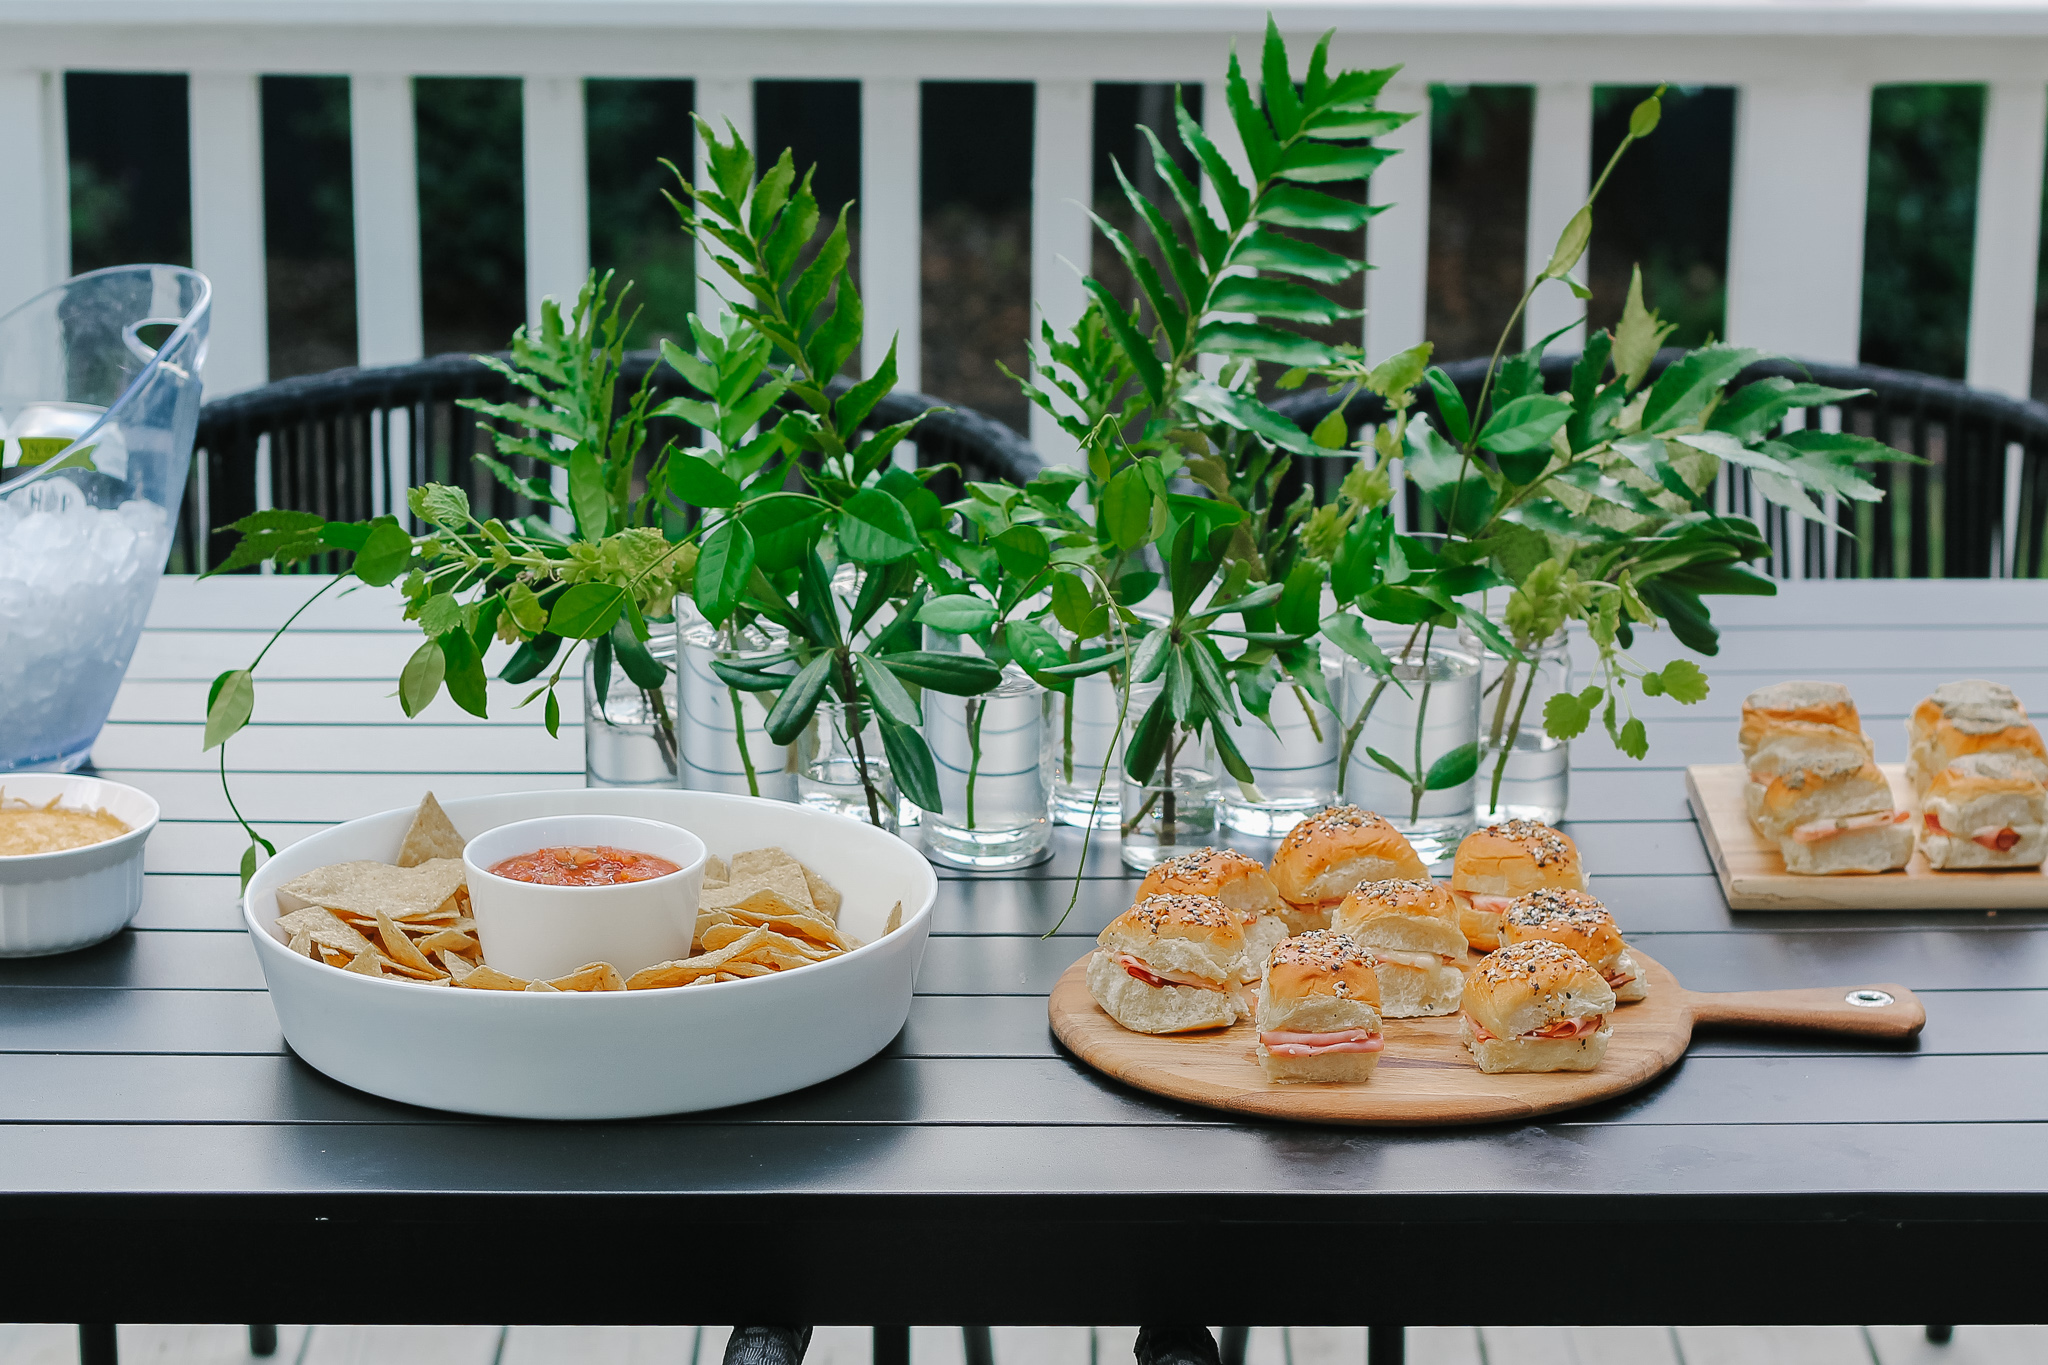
[242,788,938,1120]
[0,773,160,957]
[462,813,708,980]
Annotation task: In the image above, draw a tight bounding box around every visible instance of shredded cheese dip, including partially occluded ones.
[0,794,131,857]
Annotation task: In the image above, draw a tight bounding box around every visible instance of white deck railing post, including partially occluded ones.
[861,78,923,396]
[0,71,66,313]
[1524,82,1592,355]
[188,72,270,396]
[1726,83,1873,364]
[1364,81,1431,363]
[694,77,753,329]
[350,73,424,367]
[522,76,591,332]
[1031,78,1093,464]
[1966,81,2048,399]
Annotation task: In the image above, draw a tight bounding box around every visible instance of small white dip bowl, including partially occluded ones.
[0,773,160,957]
[462,813,707,980]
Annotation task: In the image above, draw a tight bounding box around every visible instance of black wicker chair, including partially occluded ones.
[1270,351,2048,580]
[179,351,1043,574]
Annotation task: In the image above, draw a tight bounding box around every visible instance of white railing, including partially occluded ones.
[4,0,2048,473]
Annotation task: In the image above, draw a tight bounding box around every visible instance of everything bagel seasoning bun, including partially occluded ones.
[1460,939,1615,1074]
[1330,878,1466,1018]
[1255,930,1385,1084]
[1088,894,1246,1034]
[1449,820,1585,950]
[1920,751,2048,869]
[1138,847,1289,976]
[1269,806,1429,932]
[1498,887,1644,1002]
[1739,681,1863,762]
[1907,681,2047,795]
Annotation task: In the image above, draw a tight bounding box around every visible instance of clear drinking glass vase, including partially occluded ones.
[1462,623,1571,825]
[675,605,795,801]
[582,629,679,789]
[798,699,898,833]
[1218,656,1342,838]
[922,664,1051,868]
[1119,682,1220,870]
[1045,671,1124,828]
[1336,629,1481,863]
[0,265,211,772]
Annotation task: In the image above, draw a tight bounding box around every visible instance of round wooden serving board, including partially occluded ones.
[1048,949,1925,1127]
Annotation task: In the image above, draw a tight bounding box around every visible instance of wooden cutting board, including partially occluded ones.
[1048,948,1922,1127]
[1687,762,2048,910]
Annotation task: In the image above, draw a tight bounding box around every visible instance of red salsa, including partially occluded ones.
[489,845,680,886]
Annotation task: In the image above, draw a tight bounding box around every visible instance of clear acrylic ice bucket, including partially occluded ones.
[0,266,211,772]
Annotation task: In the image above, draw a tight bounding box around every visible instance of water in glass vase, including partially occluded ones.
[1337,633,1481,863]
[798,700,898,833]
[1046,671,1123,828]
[583,631,679,789]
[1119,686,1219,870]
[922,666,1051,868]
[675,614,794,800]
[1464,624,1571,826]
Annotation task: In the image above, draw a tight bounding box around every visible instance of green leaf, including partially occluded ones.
[238,842,259,891]
[1191,320,1343,368]
[1122,689,1172,784]
[1544,206,1592,279]
[879,650,1003,697]
[1278,140,1388,183]
[1776,428,1922,464]
[1319,612,1394,677]
[590,630,614,709]
[1629,92,1662,137]
[742,497,833,573]
[548,583,628,640]
[694,517,756,625]
[855,651,922,727]
[500,632,561,684]
[1131,627,1170,684]
[838,488,921,564]
[1103,466,1155,551]
[1424,741,1479,791]
[1181,380,1319,456]
[1610,265,1676,393]
[1709,378,1867,440]
[1209,275,1360,324]
[1233,227,1359,284]
[1641,345,1770,433]
[1278,560,1326,636]
[439,628,490,718]
[1366,747,1417,785]
[993,524,1051,579]
[1424,367,1471,446]
[1542,689,1593,741]
[1366,343,1434,401]
[354,521,412,587]
[568,444,609,540]
[1187,637,1239,724]
[398,637,446,717]
[411,484,470,530]
[1079,278,1167,407]
[543,688,562,738]
[203,669,254,750]
[613,622,669,689]
[1256,183,1378,231]
[1616,716,1650,761]
[917,594,998,634]
[1658,659,1710,704]
[1049,572,1109,639]
[1210,710,1257,784]
[417,592,464,640]
[764,653,836,746]
[223,508,326,538]
[878,713,942,813]
[1311,409,1349,450]
[668,454,743,509]
[1176,93,1250,229]
[1478,393,1573,456]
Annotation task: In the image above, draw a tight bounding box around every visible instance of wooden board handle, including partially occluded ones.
[1685,983,1925,1040]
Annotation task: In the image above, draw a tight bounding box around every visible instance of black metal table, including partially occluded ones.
[3,577,2043,1331]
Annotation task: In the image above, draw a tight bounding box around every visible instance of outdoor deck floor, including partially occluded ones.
[0,1324,2040,1365]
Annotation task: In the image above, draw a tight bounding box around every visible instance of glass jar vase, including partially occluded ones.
[1461,624,1571,826]
[1119,683,1220,870]
[1336,629,1481,863]
[798,699,898,833]
[583,629,679,789]
[1218,658,1341,838]
[1045,671,1124,828]
[922,665,1051,868]
[675,610,795,801]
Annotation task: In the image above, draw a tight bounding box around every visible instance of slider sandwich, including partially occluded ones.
[1331,878,1467,1017]
[1743,719,1874,829]
[1907,681,2048,796]
[1919,752,2048,869]
[1498,887,1645,1002]
[1138,847,1290,976]
[1254,930,1384,1084]
[1268,805,1429,933]
[1449,820,1586,950]
[1750,757,1911,874]
[1739,680,1864,763]
[1460,939,1616,1074]
[1088,893,1247,1034]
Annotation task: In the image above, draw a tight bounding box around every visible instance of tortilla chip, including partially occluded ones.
[416,929,479,956]
[699,922,753,953]
[377,957,444,981]
[277,859,467,923]
[703,854,729,886]
[798,863,841,923]
[724,903,857,950]
[286,931,315,958]
[692,907,735,951]
[275,906,374,959]
[624,927,773,989]
[550,962,626,992]
[396,792,467,867]
[440,950,477,981]
[523,978,561,992]
[420,977,451,986]
[344,947,383,976]
[374,908,443,976]
[455,965,528,991]
[884,900,903,935]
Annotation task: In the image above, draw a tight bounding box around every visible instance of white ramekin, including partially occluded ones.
[461,813,707,980]
[0,773,160,957]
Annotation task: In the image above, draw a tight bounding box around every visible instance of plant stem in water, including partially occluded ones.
[1488,665,1539,813]
[837,652,883,828]
[642,683,679,777]
[1292,681,1326,745]
[1338,680,1387,800]
[1161,724,1178,848]
[728,684,760,797]
[1408,624,1437,822]
[965,697,984,829]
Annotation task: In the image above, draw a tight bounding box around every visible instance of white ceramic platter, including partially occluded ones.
[241,789,938,1120]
